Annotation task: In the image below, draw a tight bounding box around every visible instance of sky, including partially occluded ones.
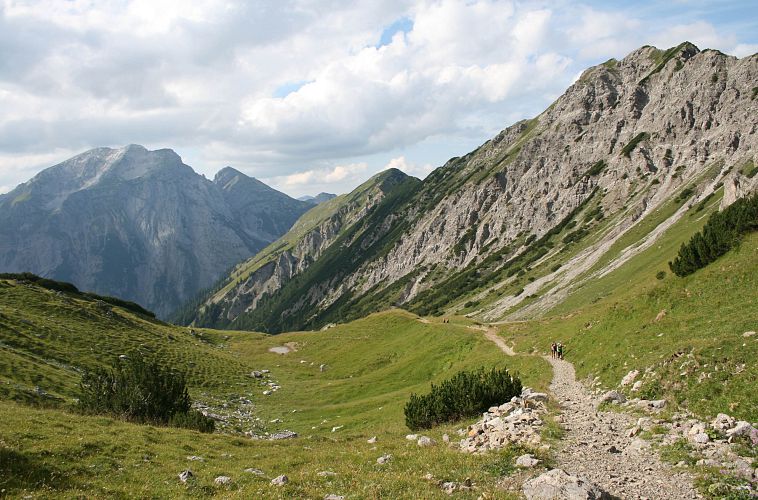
[0,0,756,198]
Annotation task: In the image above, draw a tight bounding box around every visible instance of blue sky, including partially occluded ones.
[0,0,755,197]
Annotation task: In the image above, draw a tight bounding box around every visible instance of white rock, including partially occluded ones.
[244,468,265,476]
[271,475,289,486]
[377,454,392,464]
[317,471,337,477]
[598,390,626,406]
[620,369,639,386]
[650,399,667,409]
[525,392,549,403]
[631,380,643,392]
[178,470,193,483]
[692,432,710,444]
[726,421,755,438]
[263,390,272,396]
[331,425,343,432]
[743,331,756,337]
[417,436,435,447]
[405,434,418,441]
[367,436,377,444]
[516,454,540,467]
[442,433,450,443]
[324,495,344,500]
[214,476,232,486]
[186,455,204,461]
[523,469,610,500]
[711,413,736,431]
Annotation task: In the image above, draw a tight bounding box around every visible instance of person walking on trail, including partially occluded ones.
[557,342,564,360]
[551,342,557,359]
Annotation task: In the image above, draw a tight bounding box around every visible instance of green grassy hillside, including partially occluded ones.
[0,281,551,498]
[502,210,758,422]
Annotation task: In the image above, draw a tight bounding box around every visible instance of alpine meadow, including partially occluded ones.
[0,2,757,499]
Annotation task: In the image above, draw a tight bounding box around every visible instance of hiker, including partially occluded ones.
[551,342,557,359]
[557,342,564,360]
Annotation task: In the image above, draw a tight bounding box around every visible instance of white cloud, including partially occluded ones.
[385,156,433,178]
[0,0,755,197]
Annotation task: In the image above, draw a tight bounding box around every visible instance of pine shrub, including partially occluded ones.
[669,193,758,277]
[404,367,522,430]
[79,357,214,432]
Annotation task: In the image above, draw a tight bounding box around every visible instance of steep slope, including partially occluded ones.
[183,168,419,330]
[195,43,757,332]
[0,146,310,317]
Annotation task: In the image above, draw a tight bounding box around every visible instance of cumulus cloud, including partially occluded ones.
[0,0,755,197]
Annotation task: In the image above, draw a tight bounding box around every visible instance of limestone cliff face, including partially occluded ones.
[0,145,310,317]
[195,43,758,332]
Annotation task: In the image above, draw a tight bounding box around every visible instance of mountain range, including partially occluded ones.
[0,145,310,317]
[183,42,758,332]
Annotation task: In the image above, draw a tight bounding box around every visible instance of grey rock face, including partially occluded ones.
[200,43,758,331]
[0,145,309,317]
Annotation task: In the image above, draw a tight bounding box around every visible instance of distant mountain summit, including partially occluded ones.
[0,145,311,317]
[298,193,337,205]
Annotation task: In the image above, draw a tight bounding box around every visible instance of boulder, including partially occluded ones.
[178,470,193,483]
[377,454,392,465]
[631,380,643,392]
[405,434,418,441]
[214,476,232,486]
[525,392,549,403]
[271,475,288,486]
[620,370,639,386]
[269,430,298,440]
[650,399,667,409]
[711,413,736,432]
[598,390,626,406]
[516,454,540,467]
[417,436,435,447]
[367,436,377,444]
[726,421,755,438]
[692,433,710,444]
[523,469,613,500]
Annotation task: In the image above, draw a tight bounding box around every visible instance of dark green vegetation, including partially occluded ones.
[639,41,696,85]
[0,272,155,318]
[79,357,214,433]
[669,193,758,276]
[620,132,650,158]
[585,159,607,177]
[404,367,522,430]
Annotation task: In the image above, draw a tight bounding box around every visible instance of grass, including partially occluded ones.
[502,222,758,423]
[0,281,552,498]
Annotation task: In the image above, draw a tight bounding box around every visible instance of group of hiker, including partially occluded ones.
[550,341,564,359]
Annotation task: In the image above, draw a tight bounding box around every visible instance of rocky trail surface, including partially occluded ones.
[478,327,702,499]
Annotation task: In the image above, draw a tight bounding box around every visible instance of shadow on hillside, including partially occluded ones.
[0,447,77,494]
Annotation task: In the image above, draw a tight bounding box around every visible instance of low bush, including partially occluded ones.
[404,367,522,430]
[79,357,214,433]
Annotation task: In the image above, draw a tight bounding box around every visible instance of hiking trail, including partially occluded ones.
[476,326,702,499]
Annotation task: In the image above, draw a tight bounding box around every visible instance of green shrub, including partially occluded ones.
[79,357,212,432]
[169,410,216,433]
[620,132,650,158]
[669,193,758,276]
[586,160,607,177]
[655,271,666,280]
[404,367,522,430]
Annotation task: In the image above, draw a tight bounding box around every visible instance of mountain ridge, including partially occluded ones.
[186,42,758,332]
[0,145,312,317]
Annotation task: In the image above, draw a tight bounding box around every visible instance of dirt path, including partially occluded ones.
[475,326,701,499]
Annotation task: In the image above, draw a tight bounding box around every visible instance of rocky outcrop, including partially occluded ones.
[0,145,309,317]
